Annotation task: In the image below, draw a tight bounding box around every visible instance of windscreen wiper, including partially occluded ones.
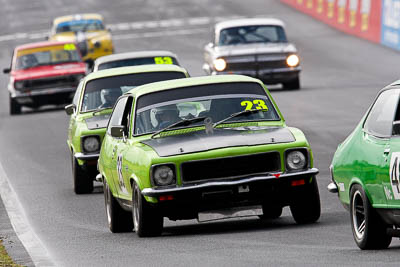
[151,117,206,139]
[213,108,269,128]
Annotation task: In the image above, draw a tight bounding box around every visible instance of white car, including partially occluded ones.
[203,18,301,89]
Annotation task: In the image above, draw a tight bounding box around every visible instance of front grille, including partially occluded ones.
[19,75,80,91]
[181,152,281,183]
[224,53,289,71]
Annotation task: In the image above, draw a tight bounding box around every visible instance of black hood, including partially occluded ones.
[141,126,295,157]
[84,114,111,130]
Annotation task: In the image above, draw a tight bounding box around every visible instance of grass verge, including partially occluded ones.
[0,238,24,267]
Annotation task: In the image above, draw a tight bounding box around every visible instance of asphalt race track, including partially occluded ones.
[1,0,400,266]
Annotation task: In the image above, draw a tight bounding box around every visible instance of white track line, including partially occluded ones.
[0,161,54,266]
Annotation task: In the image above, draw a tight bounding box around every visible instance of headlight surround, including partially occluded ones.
[152,164,176,186]
[286,54,300,67]
[82,136,100,153]
[286,150,307,171]
[14,81,25,90]
[213,58,227,72]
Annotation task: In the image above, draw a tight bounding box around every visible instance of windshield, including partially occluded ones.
[16,44,81,70]
[81,71,186,112]
[135,82,280,135]
[98,56,179,70]
[218,25,287,46]
[56,19,104,33]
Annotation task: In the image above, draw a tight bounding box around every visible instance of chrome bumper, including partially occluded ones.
[327,182,338,193]
[74,152,99,160]
[11,86,76,98]
[142,168,319,197]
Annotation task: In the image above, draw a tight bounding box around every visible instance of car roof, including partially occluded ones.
[215,18,285,33]
[127,75,264,98]
[83,64,188,82]
[94,50,178,67]
[15,40,78,51]
[53,13,104,25]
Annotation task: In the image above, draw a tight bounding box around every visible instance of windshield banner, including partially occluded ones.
[280,0,381,43]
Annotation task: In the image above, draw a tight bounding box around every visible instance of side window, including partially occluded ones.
[107,97,128,135]
[121,97,134,137]
[72,80,84,107]
[364,90,400,137]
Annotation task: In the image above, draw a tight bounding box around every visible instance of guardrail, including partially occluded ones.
[281,0,400,51]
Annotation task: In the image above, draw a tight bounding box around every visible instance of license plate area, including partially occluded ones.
[198,205,262,222]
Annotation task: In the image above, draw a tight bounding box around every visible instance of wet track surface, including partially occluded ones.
[1,0,400,266]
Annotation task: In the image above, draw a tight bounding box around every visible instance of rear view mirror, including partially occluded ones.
[3,68,10,74]
[110,125,126,138]
[65,104,76,115]
[393,121,400,135]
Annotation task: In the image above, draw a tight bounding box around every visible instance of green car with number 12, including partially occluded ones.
[329,81,400,250]
[98,74,321,237]
[65,64,189,194]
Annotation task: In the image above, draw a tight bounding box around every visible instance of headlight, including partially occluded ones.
[286,150,307,171]
[152,165,176,186]
[14,81,24,90]
[82,136,100,153]
[286,54,300,67]
[213,58,227,72]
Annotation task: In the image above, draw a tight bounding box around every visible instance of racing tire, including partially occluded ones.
[72,157,93,194]
[132,182,163,237]
[283,76,300,90]
[290,176,321,224]
[259,205,283,220]
[350,184,392,250]
[9,94,21,115]
[103,179,133,233]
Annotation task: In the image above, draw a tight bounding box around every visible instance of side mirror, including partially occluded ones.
[393,121,400,135]
[110,125,126,138]
[65,104,76,115]
[206,42,214,49]
[3,68,10,74]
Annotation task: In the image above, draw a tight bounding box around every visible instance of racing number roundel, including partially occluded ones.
[389,152,400,199]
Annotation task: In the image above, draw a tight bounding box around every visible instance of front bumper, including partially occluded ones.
[11,86,77,105]
[143,168,318,197]
[74,152,99,161]
[212,66,301,83]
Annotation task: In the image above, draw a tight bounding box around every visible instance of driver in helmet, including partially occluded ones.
[99,88,122,109]
[155,105,180,130]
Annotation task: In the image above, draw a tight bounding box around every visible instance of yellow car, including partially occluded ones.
[49,14,114,66]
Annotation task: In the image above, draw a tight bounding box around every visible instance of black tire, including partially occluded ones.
[259,205,283,220]
[72,157,93,194]
[350,184,392,249]
[103,179,133,233]
[132,182,163,237]
[283,76,300,90]
[9,94,21,115]
[290,176,321,224]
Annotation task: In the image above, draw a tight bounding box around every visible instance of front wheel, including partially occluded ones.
[104,179,133,233]
[290,176,321,224]
[132,182,163,237]
[283,76,300,90]
[9,94,21,115]
[72,157,93,194]
[350,184,392,249]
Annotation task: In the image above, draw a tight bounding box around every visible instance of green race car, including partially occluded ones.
[329,81,400,249]
[97,74,321,237]
[65,64,189,194]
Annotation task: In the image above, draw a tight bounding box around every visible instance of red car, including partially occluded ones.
[3,41,87,114]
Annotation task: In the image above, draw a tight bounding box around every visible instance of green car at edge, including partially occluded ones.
[65,64,189,194]
[329,80,400,249]
[97,74,321,237]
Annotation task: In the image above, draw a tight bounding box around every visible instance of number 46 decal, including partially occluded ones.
[389,152,400,199]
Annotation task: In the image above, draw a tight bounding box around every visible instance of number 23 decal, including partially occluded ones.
[241,99,268,110]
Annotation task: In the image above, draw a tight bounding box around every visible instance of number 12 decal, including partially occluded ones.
[241,99,269,110]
